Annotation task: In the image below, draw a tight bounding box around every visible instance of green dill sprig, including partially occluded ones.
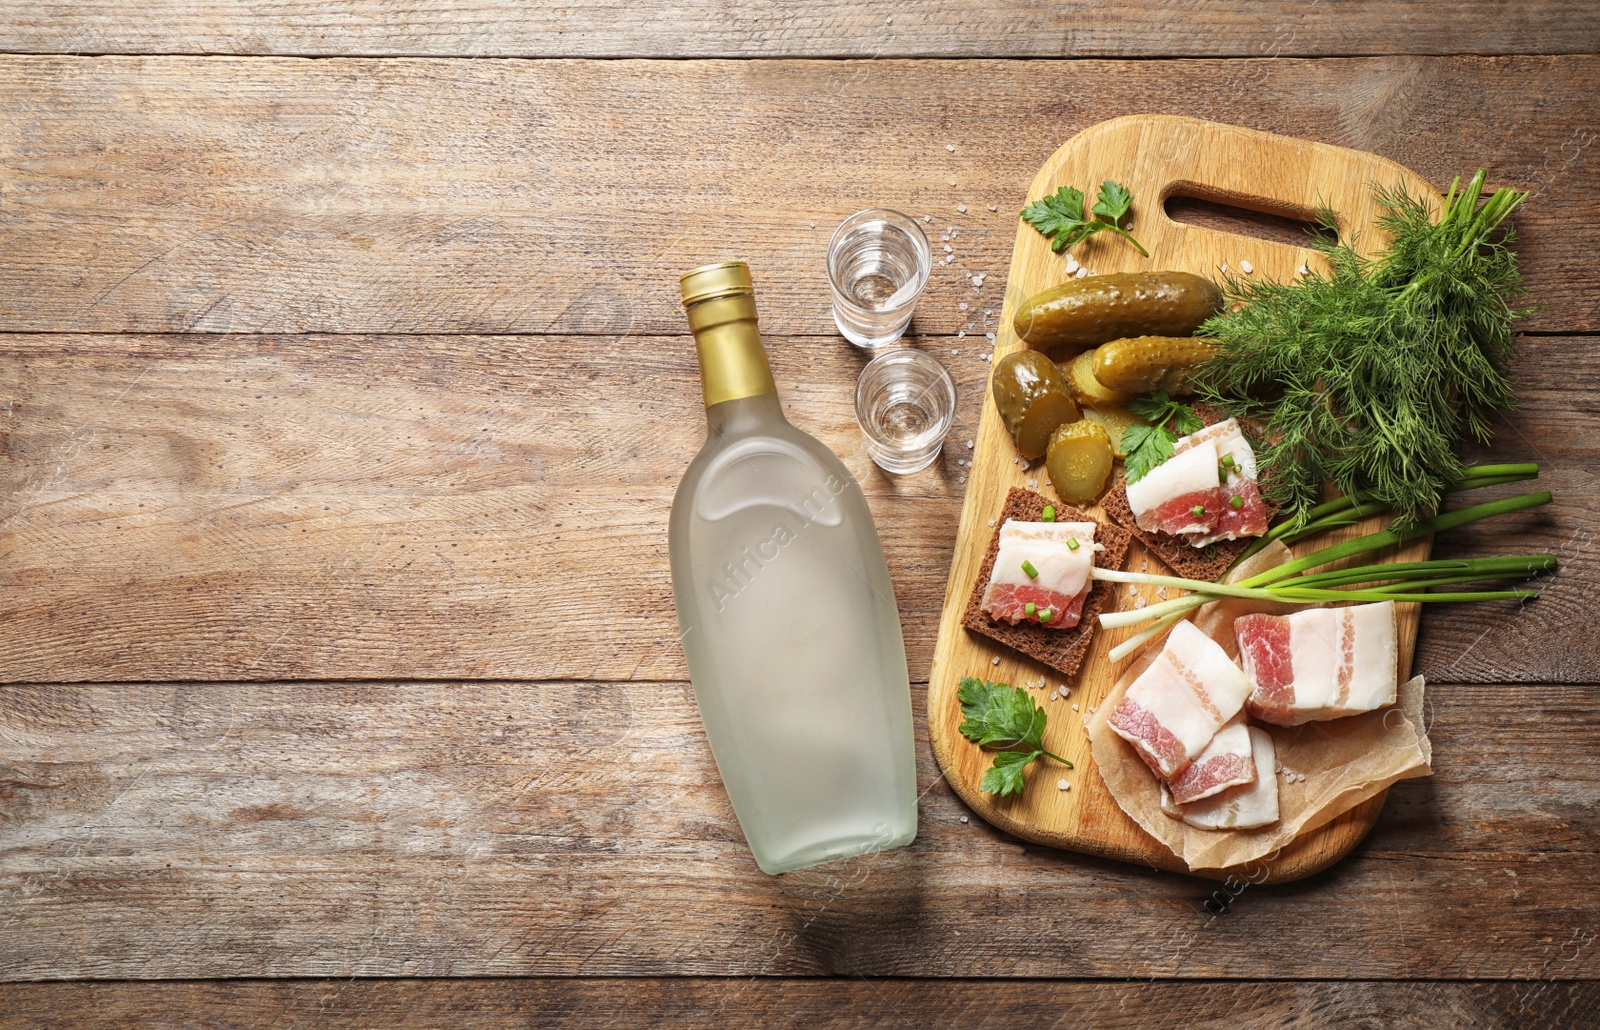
[1195,170,1531,528]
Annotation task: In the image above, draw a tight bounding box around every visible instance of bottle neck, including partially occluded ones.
[686,292,777,408]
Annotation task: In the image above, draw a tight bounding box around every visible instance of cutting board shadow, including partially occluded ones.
[927,115,1440,884]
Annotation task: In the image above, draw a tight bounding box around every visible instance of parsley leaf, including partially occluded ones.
[957,677,1072,798]
[1123,390,1205,484]
[1020,180,1150,258]
[1091,179,1134,225]
[981,750,1038,797]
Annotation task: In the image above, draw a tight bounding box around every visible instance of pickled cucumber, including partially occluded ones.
[1092,336,1217,395]
[1081,404,1152,459]
[1045,420,1114,505]
[1063,348,1132,408]
[1013,272,1223,358]
[990,349,1081,460]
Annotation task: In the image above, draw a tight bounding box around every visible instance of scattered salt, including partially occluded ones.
[966,439,974,449]
[1057,779,1069,790]
[945,143,955,152]
[1239,259,1255,274]
[988,518,996,527]
[1074,267,1088,279]
[991,656,1001,666]
[1156,587,1167,600]
[948,179,957,187]
[987,204,998,211]
[957,330,966,338]
[1135,596,1147,609]
[943,244,953,254]
[923,215,932,222]
[1064,255,1079,274]
[985,332,996,341]
[1219,263,1229,275]
[1028,478,1038,489]
[951,348,958,356]
[1128,584,1137,595]
[1298,263,1310,275]
[956,203,967,213]
[1071,703,1079,711]
[960,815,969,823]
[958,301,967,310]
[886,14,893,22]
[982,354,991,362]
[809,222,816,229]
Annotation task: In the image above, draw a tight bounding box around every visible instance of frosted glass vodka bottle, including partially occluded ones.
[668,261,918,874]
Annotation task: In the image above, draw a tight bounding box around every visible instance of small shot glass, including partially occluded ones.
[827,209,932,349]
[855,349,957,474]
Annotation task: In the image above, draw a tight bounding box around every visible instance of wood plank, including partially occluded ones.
[2,2,1597,59]
[3,332,1594,684]
[0,56,1595,336]
[2,680,1597,980]
[2,979,1597,1028]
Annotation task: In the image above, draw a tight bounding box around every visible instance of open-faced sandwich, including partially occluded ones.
[962,487,1130,679]
[1101,412,1271,581]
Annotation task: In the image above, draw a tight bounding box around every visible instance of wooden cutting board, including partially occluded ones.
[928,115,1440,884]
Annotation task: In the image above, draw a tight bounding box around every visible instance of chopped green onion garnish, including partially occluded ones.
[1222,453,1236,468]
[1038,608,1053,623]
[1190,505,1206,518]
[1218,466,1229,484]
[1025,602,1037,617]
[1021,559,1039,579]
[1230,494,1244,510]
[1041,505,1056,522]
[1066,537,1080,551]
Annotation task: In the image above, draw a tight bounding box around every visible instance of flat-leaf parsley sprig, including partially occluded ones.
[1121,390,1205,483]
[1022,179,1150,257]
[957,677,1072,797]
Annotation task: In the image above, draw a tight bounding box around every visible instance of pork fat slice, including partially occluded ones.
[1161,726,1280,830]
[1125,418,1268,546]
[1235,601,1399,726]
[1108,620,1253,780]
[1166,715,1256,804]
[980,520,1098,629]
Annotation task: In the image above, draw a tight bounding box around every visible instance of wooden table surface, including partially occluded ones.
[2,5,1598,1026]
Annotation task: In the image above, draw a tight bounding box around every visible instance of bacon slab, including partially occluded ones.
[1161,726,1280,830]
[980,520,1099,629]
[1108,620,1253,780]
[1126,417,1268,547]
[1166,715,1256,804]
[1235,601,1399,726]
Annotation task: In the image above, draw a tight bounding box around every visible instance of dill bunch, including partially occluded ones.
[1196,169,1530,528]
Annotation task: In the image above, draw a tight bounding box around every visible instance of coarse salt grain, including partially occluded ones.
[1299,263,1310,275]
[951,349,958,356]
[1057,779,1069,790]
[988,518,996,527]
[1219,263,1229,275]
[1240,259,1254,274]
[958,330,966,338]
[966,439,974,449]
[1071,703,1079,711]
[982,354,991,362]
[1075,267,1088,279]
[923,215,932,222]
[987,204,998,211]
[991,656,1001,666]
[943,244,953,254]
[960,815,969,823]
[958,302,968,310]
[809,222,816,229]
[948,179,957,187]
[956,204,967,213]
[1028,478,1038,489]
[1064,256,1079,273]
[985,332,996,341]
[945,143,954,151]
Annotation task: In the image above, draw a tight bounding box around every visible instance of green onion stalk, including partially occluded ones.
[1098,488,1554,662]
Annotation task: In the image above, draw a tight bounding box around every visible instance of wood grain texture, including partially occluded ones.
[0,56,1596,337]
[927,116,1437,882]
[2,680,1597,981]
[2,1,1597,59]
[2,332,1593,685]
[2,979,1598,1028]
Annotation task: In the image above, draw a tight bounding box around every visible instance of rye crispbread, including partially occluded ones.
[961,487,1131,680]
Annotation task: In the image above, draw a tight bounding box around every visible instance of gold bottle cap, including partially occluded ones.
[679,261,775,407]
[679,260,755,306]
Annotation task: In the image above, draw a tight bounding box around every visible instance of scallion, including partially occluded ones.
[1021,559,1038,579]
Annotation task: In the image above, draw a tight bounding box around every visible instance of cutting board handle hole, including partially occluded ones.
[1162,188,1338,250]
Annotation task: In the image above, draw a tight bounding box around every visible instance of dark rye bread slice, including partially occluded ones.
[961,488,1131,680]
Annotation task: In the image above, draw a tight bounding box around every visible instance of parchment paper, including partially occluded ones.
[1085,542,1434,871]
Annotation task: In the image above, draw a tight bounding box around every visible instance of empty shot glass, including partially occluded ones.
[855,348,957,474]
[827,209,932,348]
